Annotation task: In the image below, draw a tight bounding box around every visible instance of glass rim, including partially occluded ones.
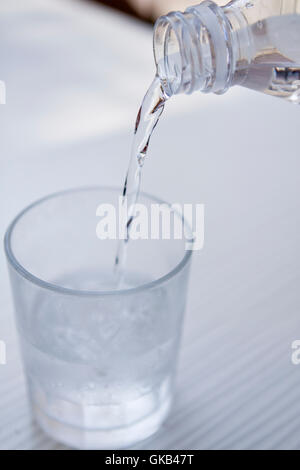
[4,186,194,297]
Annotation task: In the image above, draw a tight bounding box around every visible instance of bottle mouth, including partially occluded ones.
[153,1,234,96]
[153,13,184,97]
[153,8,216,96]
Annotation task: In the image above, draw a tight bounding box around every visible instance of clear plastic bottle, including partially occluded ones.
[153,0,300,103]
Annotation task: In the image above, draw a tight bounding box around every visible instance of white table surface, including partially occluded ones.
[1,0,300,450]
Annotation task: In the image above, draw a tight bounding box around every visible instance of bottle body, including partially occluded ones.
[153,0,300,103]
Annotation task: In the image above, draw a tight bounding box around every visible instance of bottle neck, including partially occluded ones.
[153,1,244,96]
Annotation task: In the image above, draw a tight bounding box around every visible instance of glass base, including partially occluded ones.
[33,394,172,449]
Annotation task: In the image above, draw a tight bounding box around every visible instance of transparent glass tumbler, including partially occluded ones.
[4,187,193,449]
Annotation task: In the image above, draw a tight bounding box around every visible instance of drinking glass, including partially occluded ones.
[4,187,193,449]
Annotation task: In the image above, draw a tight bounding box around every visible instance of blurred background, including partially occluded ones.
[1,0,300,451]
[88,0,195,22]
